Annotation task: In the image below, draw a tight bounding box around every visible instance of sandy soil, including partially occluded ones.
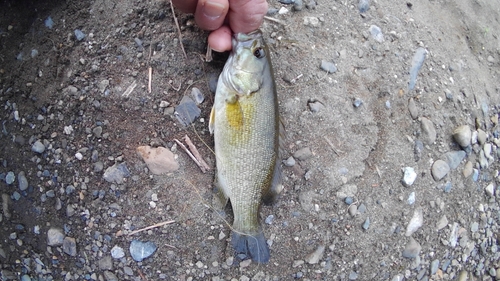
[0,0,499,280]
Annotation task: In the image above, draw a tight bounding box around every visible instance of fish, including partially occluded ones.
[209,30,281,263]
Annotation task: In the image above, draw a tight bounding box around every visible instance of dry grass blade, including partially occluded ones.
[127,220,175,236]
[170,1,187,59]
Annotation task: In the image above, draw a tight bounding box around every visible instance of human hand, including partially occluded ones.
[172,0,268,52]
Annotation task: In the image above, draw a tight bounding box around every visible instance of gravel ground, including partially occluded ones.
[0,0,499,280]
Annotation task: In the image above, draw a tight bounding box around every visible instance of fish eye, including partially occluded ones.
[253,47,265,59]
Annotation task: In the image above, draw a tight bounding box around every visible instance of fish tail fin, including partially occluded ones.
[231,231,270,263]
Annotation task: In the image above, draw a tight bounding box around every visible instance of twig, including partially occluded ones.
[174,139,207,173]
[148,67,152,94]
[264,15,284,25]
[170,1,187,59]
[323,136,343,156]
[290,73,303,84]
[184,135,211,171]
[205,43,213,62]
[122,80,137,97]
[127,220,175,236]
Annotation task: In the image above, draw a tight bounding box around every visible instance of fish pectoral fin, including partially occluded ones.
[231,231,270,263]
[208,106,215,134]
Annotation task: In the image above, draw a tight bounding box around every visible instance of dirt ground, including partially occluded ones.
[1,0,499,280]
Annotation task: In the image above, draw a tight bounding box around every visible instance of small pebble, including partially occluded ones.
[293,147,313,160]
[402,237,421,258]
[436,215,448,231]
[305,245,324,264]
[358,0,370,12]
[353,98,363,108]
[74,29,86,41]
[485,183,495,197]
[407,192,416,205]
[47,228,65,246]
[191,87,204,104]
[369,25,384,42]
[5,172,15,185]
[408,98,418,119]
[431,160,450,181]
[402,167,417,187]
[265,215,274,224]
[440,151,466,170]
[405,207,423,236]
[111,245,125,259]
[63,237,77,256]
[283,156,296,167]
[430,259,440,275]
[453,125,471,148]
[320,60,337,73]
[31,141,46,154]
[130,240,157,262]
[362,217,370,230]
[420,117,436,145]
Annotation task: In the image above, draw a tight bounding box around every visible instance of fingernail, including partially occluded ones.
[203,0,225,19]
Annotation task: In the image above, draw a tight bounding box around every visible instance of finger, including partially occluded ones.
[208,26,233,52]
[227,0,268,33]
[195,0,229,31]
[171,0,198,13]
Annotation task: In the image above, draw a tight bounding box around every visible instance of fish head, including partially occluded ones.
[222,30,270,96]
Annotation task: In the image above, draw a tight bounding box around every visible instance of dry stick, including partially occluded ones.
[184,135,211,171]
[174,139,207,173]
[170,0,187,59]
[264,15,284,25]
[148,67,152,94]
[127,220,175,236]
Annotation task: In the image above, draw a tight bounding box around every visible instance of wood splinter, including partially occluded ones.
[174,136,210,173]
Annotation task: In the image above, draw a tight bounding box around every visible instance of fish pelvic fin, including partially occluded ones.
[208,106,215,134]
[231,231,270,263]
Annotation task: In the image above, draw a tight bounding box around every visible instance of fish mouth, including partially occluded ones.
[232,30,263,51]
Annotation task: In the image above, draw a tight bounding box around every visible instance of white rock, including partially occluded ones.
[402,167,417,187]
[405,207,423,236]
[64,125,74,135]
[485,183,495,197]
[136,146,179,174]
[75,152,83,160]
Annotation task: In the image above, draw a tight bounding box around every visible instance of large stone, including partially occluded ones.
[453,125,471,148]
[431,160,450,181]
[137,146,179,175]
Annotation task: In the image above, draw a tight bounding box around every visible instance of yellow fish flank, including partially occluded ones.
[209,30,281,263]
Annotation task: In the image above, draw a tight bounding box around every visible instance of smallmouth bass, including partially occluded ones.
[209,30,281,263]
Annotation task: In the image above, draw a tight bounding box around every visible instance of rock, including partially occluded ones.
[293,147,313,160]
[430,259,439,275]
[358,0,370,12]
[405,207,423,236]
[337,184,357,199]
[348,204,357,216]
[31,141,46,154]
[308,100,324,112]
[111,245,125,259]
[94,161,104,172]
[463,161,473,177]
[349,271,358,280]
[136,146,179,174]
[402,167,417,187]
[440,151,466,170]
[103,163,130,184]
[369,25,384,42]
[63,237,77,256]
[436,215,448,231]
[130,240,157,262]
[305,245,325,264]
[190,87,204,104]
[47,228,65,246]
[414,140,424,161]
[431,160,450,181]
[98,256,113,270]
[477,129,487,145]
[5,172,15,185]
[92,126,103,138]
[283,156,296,167]
[353,98,363,108]
[74,29,85,41]
[453,125,471,148]
[402,237,421,258]
[407,192,416,205]
[2,194,11,218]
[357,203,367,213]
[293,0,304,11]
[420,117,436,145]
[98,79,109,93]
[320,60,337,73]
[18,172,28,191]
[303,16,320,27]
[103,271,119,281]
[362,217,370,230]
[408,98,418,119]
[485,183,495,197]
[175,96,201,126]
